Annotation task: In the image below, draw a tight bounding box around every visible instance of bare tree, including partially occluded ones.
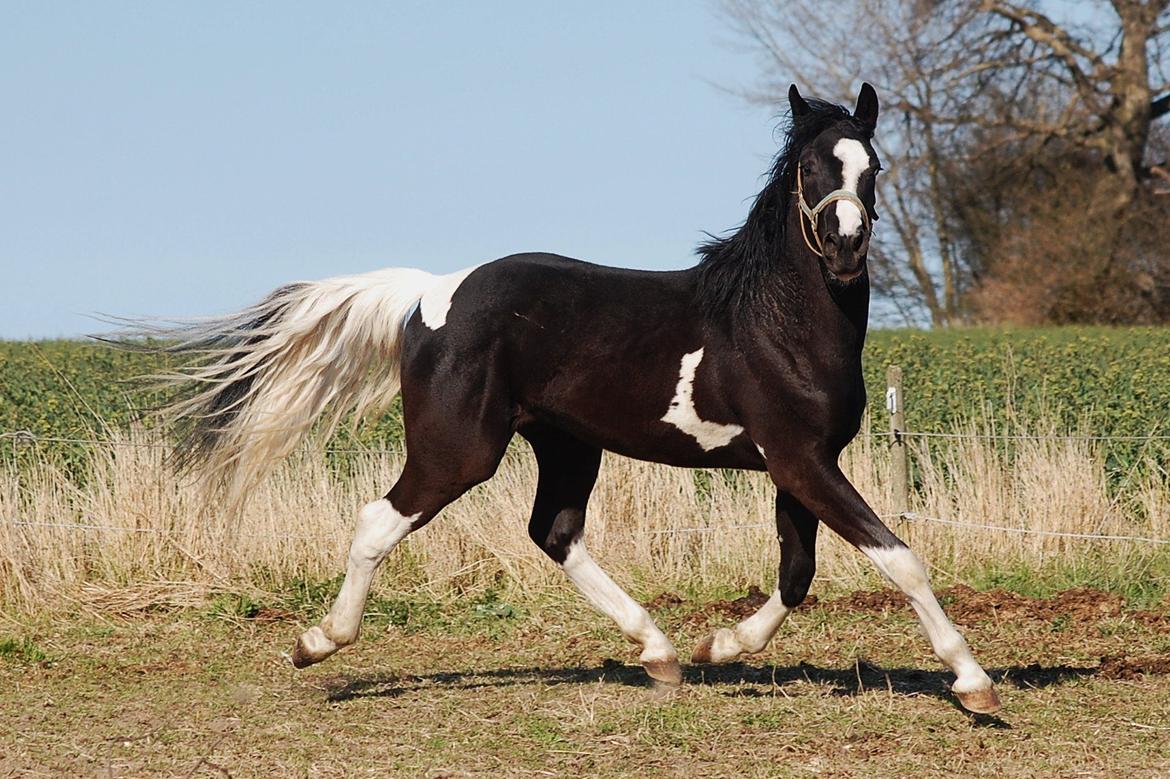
[721,0,977,325]
[721,0,1170,324]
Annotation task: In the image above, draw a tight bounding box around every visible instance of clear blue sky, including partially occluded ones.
[1,1,793,339]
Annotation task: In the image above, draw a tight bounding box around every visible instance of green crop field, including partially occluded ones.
[5,326,1170,443]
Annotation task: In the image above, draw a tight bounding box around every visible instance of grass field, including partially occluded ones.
[3,586,1170,777]
[3,332,1170,776]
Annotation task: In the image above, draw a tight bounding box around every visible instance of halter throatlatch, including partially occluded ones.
[795,166,871,258]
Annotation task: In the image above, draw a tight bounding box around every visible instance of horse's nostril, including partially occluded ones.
[851,232,865,252]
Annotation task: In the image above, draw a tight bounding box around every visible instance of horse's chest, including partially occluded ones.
[742,356,866,437]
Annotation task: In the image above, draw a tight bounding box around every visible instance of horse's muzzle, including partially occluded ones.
[821,230,869,281]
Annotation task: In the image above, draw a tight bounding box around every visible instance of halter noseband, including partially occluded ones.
[795,166,871,258]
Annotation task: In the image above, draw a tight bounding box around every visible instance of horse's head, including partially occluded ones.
[789,83,881,283]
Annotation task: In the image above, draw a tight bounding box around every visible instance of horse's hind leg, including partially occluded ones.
[693,492,817,663]
[292,410,511,668]
[291,493,419,668]
[523,425,681,688]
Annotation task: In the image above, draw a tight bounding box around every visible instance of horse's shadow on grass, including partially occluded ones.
[321,657,1097,723]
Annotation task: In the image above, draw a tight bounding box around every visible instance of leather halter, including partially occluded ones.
[795,166,871,258]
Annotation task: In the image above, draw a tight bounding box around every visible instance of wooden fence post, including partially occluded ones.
[885,365,910,518]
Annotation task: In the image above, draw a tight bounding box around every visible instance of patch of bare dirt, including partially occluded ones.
[939,585,1128,624]
[648,584,1168,627]
[825,588,909,613]
[674,585,771,627]
[814,584,1145,625]
[250,606,298,623]
[698,585,771,622]
[643,592,684,610]
[1097,654,1170,680]
[644,587,821,627]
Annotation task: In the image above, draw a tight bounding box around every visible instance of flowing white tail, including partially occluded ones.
[127,267,444,503]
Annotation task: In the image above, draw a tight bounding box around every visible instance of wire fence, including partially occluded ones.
[6,428,1170,450]
[3,512,1169,545]
[3,424,1169,547]
[0,429,399,455]
[899,430,1170,442]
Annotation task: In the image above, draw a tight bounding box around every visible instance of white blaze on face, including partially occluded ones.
[832,138,870,236]
[661,348,744,451]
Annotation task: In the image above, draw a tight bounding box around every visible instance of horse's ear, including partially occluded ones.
[854,82,879,130]
[789,84,811,119]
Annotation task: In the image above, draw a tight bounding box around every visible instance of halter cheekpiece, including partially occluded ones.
[795,166,871,258]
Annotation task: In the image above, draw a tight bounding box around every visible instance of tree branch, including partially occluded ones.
[980,0,1107,106]
[1154,93,1170,120]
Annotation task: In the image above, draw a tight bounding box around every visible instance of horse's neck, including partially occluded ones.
[746,209,870,358]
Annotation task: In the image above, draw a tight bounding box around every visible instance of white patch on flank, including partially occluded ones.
[420,265,479,329]
[318,499,419,647]
[702,588,792,663]
[563,540,677,664]
[832,138,869,236]
[861,545,993,694]
[661,349,744,451]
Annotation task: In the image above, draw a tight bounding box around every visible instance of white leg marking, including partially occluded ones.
[832,138,869,236]
[562,540,677,665]
[701,589,792,663]
[861,545,993,693]
[323,499,418,645]
[661,349,744,451]
[420,265,479,329]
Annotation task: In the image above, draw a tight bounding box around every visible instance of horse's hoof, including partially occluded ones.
[290,626,339,669]
[691,635,715,664]
[643,657,683,687]
[955,685,1002,715]
[690,628,742,664]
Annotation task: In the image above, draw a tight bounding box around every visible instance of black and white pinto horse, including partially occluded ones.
[149,84,1000,714]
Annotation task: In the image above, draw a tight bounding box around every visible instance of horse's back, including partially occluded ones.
[399,253,754,464]
[405,252,701,354]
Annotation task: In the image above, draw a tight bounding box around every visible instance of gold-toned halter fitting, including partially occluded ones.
[795,166,871,257]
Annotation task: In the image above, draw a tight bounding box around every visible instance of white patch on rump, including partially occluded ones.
[661,349,744,451]
[419,265,480,329]
[832,138,870,236]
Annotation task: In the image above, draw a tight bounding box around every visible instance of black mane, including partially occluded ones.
[695,98,868,317]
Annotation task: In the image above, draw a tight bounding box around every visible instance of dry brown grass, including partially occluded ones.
[2,426,1168,614]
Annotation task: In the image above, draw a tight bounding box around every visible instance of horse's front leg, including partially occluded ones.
[781,456,1000,714]
[693,491,818,663]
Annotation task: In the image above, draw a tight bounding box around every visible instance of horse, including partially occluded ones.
[136,83,1000,714]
